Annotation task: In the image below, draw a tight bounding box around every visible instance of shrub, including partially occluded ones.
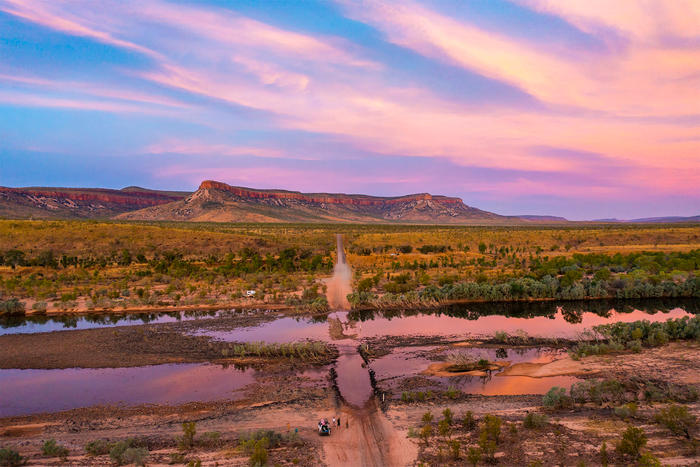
[438,419,451,438]
[448,440,460,460]
[0,298,25,316]
[178,421,196,450]
[467,446,481,467]
[109,439,140,465]
[442,408,453,425]
[420,424,432,445]
[616,426,647,459]
[85,439,111,456]
[41,439,69,459]
[0,448,26,467]
[614,402,638,419]
[523,412,548,429]
[600,441,608,467]
[462,411,476,430]
[199,431,222,448]
[238,430,285,459]
[445,386,459,399]
[478,414,502,462]
[543,386,572,409]
[637,452,662,467]
[121,447,149,466]
[421,412,433,425]
[654,404,697,439]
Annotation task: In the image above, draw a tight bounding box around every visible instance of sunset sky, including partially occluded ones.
[1,0,699,219]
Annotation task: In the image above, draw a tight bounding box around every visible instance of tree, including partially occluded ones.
[4,250,25,269]
[616,426,647,459]
[478,243,487,254]
[420,424,432,446]
[467,447,481,467]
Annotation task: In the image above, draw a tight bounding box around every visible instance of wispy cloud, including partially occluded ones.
[0,0,698,217]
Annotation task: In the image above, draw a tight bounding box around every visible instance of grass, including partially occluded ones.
[222,341,334,361]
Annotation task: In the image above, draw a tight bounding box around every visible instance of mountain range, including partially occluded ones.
[0,181,697,224]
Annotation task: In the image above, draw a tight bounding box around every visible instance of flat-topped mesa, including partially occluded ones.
[198,180,465,207]
[0,186,184,207]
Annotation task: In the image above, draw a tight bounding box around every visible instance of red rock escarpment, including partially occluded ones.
[0,187,184,207]
[198,180,464,207]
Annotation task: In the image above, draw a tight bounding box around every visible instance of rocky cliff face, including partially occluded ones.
[0,186,190,219]
[198,180,465,207]
[118,180,509,224]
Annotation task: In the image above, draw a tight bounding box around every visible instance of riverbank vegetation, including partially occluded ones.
[1,220,699,313]
[570,315,700,359]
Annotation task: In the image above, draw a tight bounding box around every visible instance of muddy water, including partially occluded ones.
[371,346,580,395]
[0,364,255,417]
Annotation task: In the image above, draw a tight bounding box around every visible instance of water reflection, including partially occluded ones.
[200,300,694,344]
[0,363,255,417]
[0,309,227,335]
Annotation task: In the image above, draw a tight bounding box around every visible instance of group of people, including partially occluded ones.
[317,416,343,435]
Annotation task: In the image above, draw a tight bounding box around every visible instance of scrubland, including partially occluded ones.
[1,220,698,315]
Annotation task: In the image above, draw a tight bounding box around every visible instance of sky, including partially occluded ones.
[0,0,699,220]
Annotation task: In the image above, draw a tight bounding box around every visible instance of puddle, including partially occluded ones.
[371,346,580,395]
[334,344,374,408]
[371,346,580,396]
[0,363,255,417]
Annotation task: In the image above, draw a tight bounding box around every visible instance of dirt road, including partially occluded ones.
[321,400,416,467]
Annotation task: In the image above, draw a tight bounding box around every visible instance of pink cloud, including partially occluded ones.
[337,0,700,117]
[144,139,319,161]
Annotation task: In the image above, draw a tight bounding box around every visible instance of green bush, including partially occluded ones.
[0,298,25,316]
[109,439,141,465]
[445,385,459,399]
[637,452,662,467]
[614,402,638,419]
[616,426,647,459]
[467,446,481,467]
[41,439,69,459]
[600,441,608,467]
[570,379,625,405]
[442,408,453,425]
[523,412,548,429]
[85,439,111,456]
[178,421,196,450]
[199,431,222,448]
[420,424,432,445]
[121,447,149,466]
[462,411,476,430]
[448,439,461,460]
[0,448,26,467]
[654,404,697,439]
[478,414,502,462]
[543,386,572,409]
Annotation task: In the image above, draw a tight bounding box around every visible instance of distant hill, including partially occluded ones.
[3,180,691,224]
[116,180,515,224]
[592,215,700,223]
[0,186,190,219]
[517,215,568,222]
